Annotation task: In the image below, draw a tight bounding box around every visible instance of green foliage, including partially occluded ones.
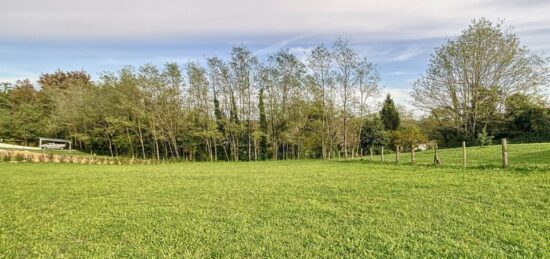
[213,94,225,134]
[0,88,10,139]
[10,103,45,144]
[38,70,90,91]
[476,126,493,147]
[391,125,427,149]
[360,116,388,149]
[501,93,550,142]
[0,109,10,139]
[380,94,400,130]
[429,125,470,148]
[0,80,49,145]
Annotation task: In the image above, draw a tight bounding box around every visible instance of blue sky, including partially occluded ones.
[1,0,550,110]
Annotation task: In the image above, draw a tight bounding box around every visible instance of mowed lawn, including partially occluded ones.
[1,145,550,257]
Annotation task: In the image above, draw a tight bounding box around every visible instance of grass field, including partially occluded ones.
[1,144,549,257]
[412,142,550,169]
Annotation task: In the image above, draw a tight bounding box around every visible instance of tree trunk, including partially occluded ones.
[214,138,218,161]
[126,127,135,159]
[137,120,146,159]
[411,145,416,165]
[248,123,252,161]
[254,138,258,161]
[106,134,114,157]
[433,143,442,165]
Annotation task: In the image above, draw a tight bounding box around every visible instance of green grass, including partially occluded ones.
[1,144,549,257]
[411,142,550,169]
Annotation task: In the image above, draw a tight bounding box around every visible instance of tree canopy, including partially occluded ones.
[0,39,382,160]
[412,18,549,141]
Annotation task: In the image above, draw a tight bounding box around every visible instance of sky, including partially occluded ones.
[1,0,550,112]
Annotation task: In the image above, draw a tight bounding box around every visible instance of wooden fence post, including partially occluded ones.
[381,146,384,162]
[433,143,442,165]
[462,141,467,168]
[411,145,416,165]
[502,138,509,168]
[396,145,400,163]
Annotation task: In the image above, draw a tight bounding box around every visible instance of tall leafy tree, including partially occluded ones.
[6,80,47,145]
[266,49,305,160]
[307,44,335,159]
[187,62,215,161]
[0,83,11,140]
[229,46,258,161]
[333,38,359,159]
[412,18,549,139]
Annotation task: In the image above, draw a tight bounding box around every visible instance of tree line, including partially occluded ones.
[1,19,549,161]
[0,39,382,161]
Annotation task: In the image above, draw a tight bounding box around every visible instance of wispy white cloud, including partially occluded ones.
[253,35,305,56]
[392,47,424,61]
[384,71,414,76]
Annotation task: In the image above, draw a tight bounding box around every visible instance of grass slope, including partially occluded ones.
[1,144,549,257]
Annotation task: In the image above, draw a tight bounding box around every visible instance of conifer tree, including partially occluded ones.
[380,94,400,130]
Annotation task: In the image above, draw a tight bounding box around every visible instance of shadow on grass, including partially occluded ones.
[513,149,550,164]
